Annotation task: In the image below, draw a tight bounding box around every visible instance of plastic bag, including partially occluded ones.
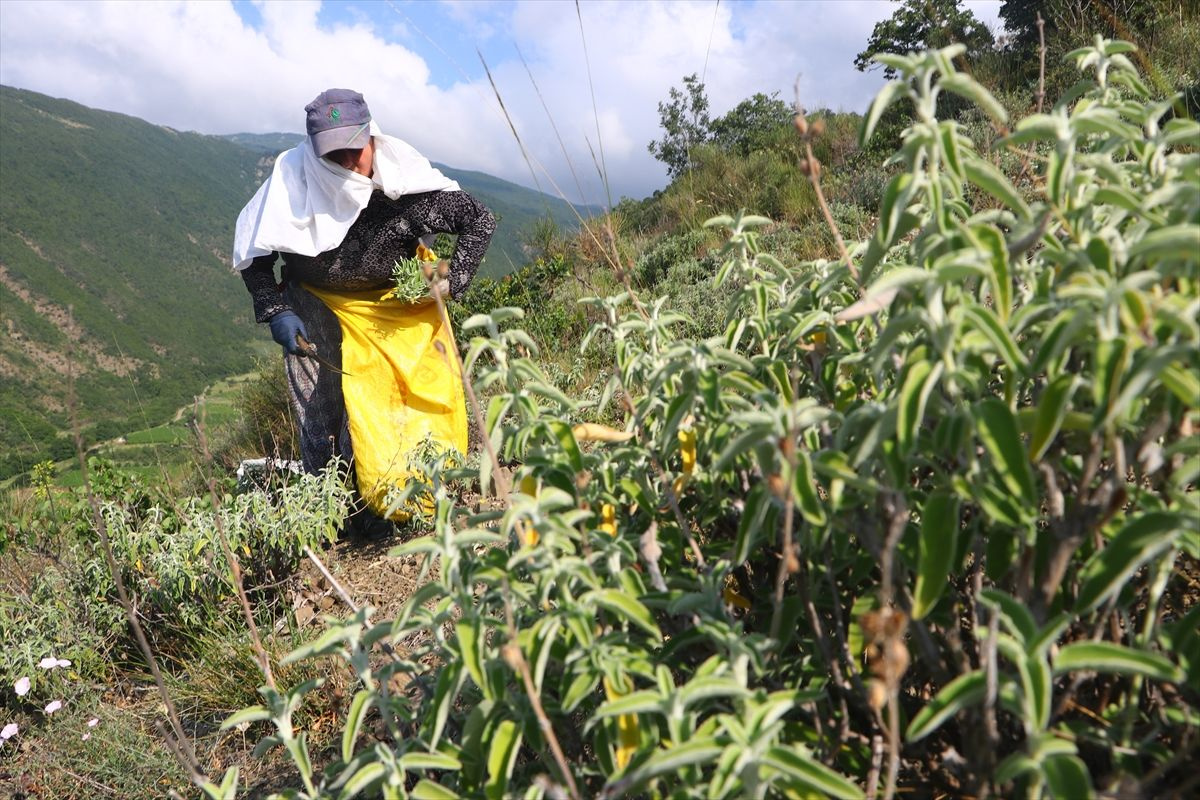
[305,284,467,518]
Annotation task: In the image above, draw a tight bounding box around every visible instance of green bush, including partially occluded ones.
[634,228,711,286]
[207,38,1198,800]
[1,458,352,698]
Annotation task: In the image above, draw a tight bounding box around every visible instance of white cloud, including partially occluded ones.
[0,0,1004,204]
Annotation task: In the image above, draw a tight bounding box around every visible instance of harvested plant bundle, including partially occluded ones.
[389,243,440,303]
[389,254,429,303]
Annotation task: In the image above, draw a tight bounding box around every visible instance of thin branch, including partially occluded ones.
[983,611,1000,746]
[515,44,590,209]
[884,685,901,800]
[429,277,511,500]
[193,401,276,690]
[770,371,802,642]
[502,579,581,800]
[639,521,669,593]
[866,734,885,799]
[1036,13,1047,114]
[804,139,860,286]
[66,308,205,786]
[792,82,860,286]
[574,0,612,211]
[304,546,359,613]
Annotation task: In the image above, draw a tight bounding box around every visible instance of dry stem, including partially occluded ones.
[427,281,578,793]
[803,137,860,286]
[192,402,277,691]
[1036,13,1047,114]
[503,579,581,800]
[65,310,205,787]
[769,369,802,642]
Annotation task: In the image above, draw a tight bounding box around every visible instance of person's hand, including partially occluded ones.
[268,310,308,355]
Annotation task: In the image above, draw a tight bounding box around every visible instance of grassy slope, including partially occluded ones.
[0,86,266,473]
[6,13,1200,797]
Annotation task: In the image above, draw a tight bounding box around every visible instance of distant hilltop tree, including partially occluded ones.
[855,0,993,79]
[648,76,793,179]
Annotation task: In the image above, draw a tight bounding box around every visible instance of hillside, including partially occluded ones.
[0,85,268,477]
[0,87,592,479]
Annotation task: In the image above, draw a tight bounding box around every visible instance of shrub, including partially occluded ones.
[634,228,711,286]
[2,457,352,698]
[210,38,1198,800]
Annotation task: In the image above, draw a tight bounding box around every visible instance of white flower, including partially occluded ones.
[81,732,91,741]
[87,717,99,727]
[1,722,17,740]
[44,700,63,714]
[37,656,71,670]
[14,677,30,697]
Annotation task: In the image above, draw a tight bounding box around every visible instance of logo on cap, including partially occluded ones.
[328,106,341,121]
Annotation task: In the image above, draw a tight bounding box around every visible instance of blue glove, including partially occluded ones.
[268,310,308,356]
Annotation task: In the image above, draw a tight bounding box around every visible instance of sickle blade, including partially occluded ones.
[295,333,353,377]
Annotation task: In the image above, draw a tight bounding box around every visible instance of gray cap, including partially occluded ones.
[304,88,372,157]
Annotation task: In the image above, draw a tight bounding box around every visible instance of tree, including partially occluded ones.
[708,92,793,157]
[647,74,710,179]
[999,0,1168,55]
[855,0,994,78]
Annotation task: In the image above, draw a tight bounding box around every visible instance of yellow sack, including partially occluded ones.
[304,284,468,518]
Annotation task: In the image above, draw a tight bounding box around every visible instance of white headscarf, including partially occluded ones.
[231,121,459,271]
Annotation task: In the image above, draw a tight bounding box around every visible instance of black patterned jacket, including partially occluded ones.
[241,189,495,322]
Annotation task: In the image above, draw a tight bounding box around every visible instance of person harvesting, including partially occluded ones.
[232,88,495,535]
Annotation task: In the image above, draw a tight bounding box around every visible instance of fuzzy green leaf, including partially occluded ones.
[220,705,271,730]
[1042,754,1093,800]
[1030,375,1079,461]
[342,689,373,762]
[1055,641,1182,682]
[978,589,1037,644]
[897,360,943,457]
[545,419,583,474]
[761,745,865,799]
[608,738,723,794]
[912,491,962,620]
[595,690,662,718]
[907,671,986,741]
[962,305,1028,376]
[411,779,461,799]
[456,618,489,698]
[791,449,827,526]
[975,398,1037,504]
[1128,224,1200,265]
[1076,512,1183,614]
[963,157,1031,219]
[592,589,662,640]
[861,81,910,146]
[338,761,386,800]
[941,74,1008,123]
[399,751,463,771]
[485,720,523,800]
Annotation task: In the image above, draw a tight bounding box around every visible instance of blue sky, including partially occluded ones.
[1,1,1003,204]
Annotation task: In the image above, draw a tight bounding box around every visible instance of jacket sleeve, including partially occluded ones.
[419,190,497,300]
[239,253,291,322]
